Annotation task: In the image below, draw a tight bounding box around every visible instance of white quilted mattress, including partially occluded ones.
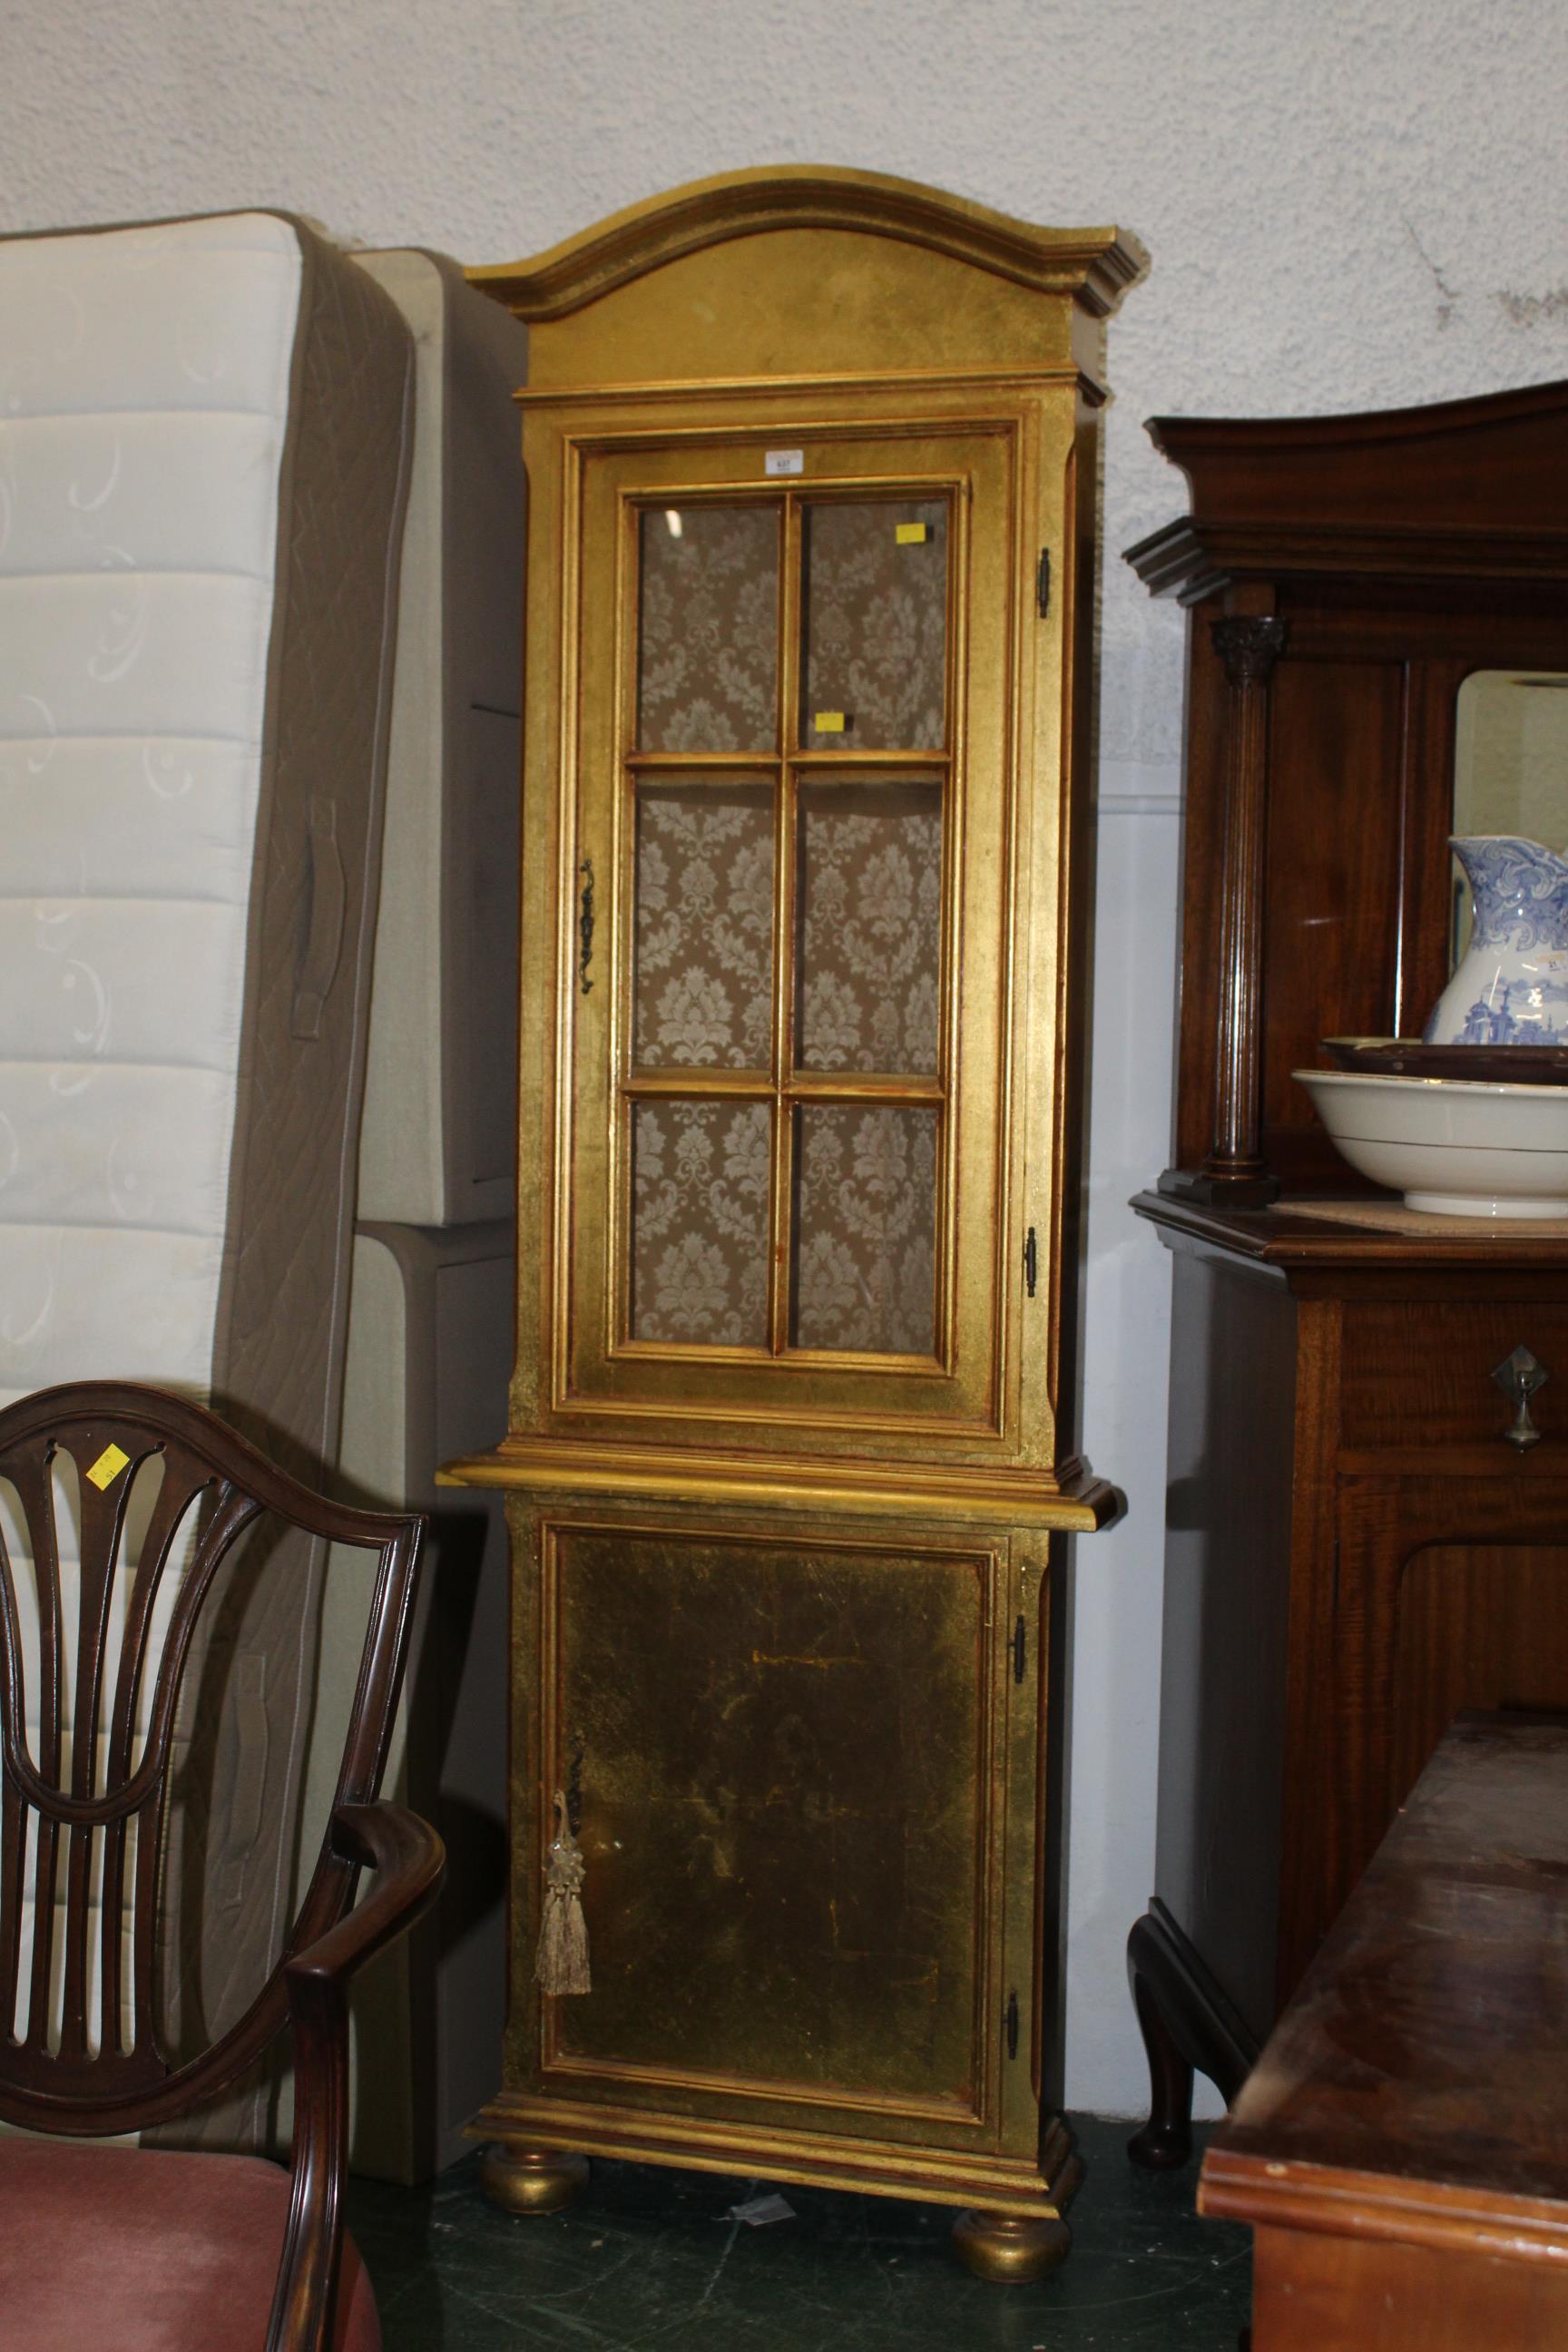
[0,212,303,1407]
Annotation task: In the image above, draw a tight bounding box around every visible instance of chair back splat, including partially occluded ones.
[0,1380,426,2139]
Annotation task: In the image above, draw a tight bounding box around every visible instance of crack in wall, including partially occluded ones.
[1403,218,1460,329]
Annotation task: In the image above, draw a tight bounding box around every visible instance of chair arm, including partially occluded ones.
[291,1800,447,1984]
[265,1802,446,2352]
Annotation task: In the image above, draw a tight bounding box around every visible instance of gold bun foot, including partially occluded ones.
[480,2143,590,2215]
[951,2207,1071,2283]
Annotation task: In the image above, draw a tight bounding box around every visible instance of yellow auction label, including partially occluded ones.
[86,1442,132,1491]
[896,522,928,544]
[814,711,847,733]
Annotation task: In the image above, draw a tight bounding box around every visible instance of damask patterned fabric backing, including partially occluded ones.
[801,500,947,751]
[631,1099,770,1346]
[792,1105,937,1356]
[637,505,779,753]
[797,779,942,1073]
[627,491,947,1357]
[634,785,774,1068]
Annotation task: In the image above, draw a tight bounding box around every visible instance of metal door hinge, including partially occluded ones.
[1035,547,1052,619]
[1012,1614,1026,1684]
[1024,1226,1038,1298]
[1004,1989,1020,2061]
[578,858,595,995]
[565,1728,585,1836]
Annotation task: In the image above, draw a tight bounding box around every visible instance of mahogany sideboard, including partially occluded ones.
[1124,377,1568,2161]
[1201,1711,1568,2351]
[1127,1194,1568,2158]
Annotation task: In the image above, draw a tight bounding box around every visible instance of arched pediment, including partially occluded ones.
[470,163,1145,324]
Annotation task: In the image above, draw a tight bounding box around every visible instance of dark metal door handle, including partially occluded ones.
[1493,1345,1548,1451]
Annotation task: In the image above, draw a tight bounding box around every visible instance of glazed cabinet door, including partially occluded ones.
[508,1505,1046,2156]
[518,387,1068,1465]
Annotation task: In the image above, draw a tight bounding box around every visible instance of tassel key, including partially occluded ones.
[534,1789,591,1996]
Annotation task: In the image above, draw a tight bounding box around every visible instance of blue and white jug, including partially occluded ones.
[1424,835,1568,1045]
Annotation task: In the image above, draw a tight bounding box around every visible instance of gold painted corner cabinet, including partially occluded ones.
[448,167,1141,2280]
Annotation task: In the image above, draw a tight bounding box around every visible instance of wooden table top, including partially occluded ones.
[1200,1712,1568,2259]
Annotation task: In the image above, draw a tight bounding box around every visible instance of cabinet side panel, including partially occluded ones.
[1154,1251,1297,2043]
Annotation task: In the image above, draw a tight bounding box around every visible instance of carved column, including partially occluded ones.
[1165,611,1288,1204]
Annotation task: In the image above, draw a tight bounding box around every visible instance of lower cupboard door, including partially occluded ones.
[534,1517,1019,2142]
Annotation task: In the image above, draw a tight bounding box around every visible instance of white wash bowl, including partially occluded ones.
[1294,1069,1568,1219]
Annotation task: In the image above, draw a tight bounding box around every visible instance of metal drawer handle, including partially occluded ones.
[1493,1345,1548,1451]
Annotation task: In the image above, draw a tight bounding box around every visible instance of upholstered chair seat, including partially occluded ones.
[0,2142,379,2351]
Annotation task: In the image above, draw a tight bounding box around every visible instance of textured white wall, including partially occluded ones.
[5,0,1568,2117]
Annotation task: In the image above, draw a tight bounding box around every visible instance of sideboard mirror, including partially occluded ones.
[1451,670,1568,965]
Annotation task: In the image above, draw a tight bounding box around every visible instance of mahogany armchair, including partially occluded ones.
[0,1382,445,2351]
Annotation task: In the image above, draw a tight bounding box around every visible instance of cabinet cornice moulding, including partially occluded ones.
[1147,376,1568,472]
[440,1436,1123,1533]
[1130,377,1568,593]
[469,164,1148,322]
[1126,516,1568,605]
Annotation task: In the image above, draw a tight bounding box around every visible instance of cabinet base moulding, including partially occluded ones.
[473,2096,1083,2228]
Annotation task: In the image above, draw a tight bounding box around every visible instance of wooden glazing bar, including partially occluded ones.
[769,494,806,1355]
[624,751,782,773]
[789,749,954,771]
[622,1069,776,1099]
[784,1073,946,1104]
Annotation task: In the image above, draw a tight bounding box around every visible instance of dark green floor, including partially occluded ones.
[346,2118,1250,2349]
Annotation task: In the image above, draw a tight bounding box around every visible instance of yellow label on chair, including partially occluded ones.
[896,522,928,544]
[86,1443,131,1492]
[814,711,847,734]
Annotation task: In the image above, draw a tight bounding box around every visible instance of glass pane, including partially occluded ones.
[800,498,947,751]
[637,505,779,752]
[634,782,774,1069]
[631,1099,770,1347]
[796,777,941,1073]
[790,1105,937,1356]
